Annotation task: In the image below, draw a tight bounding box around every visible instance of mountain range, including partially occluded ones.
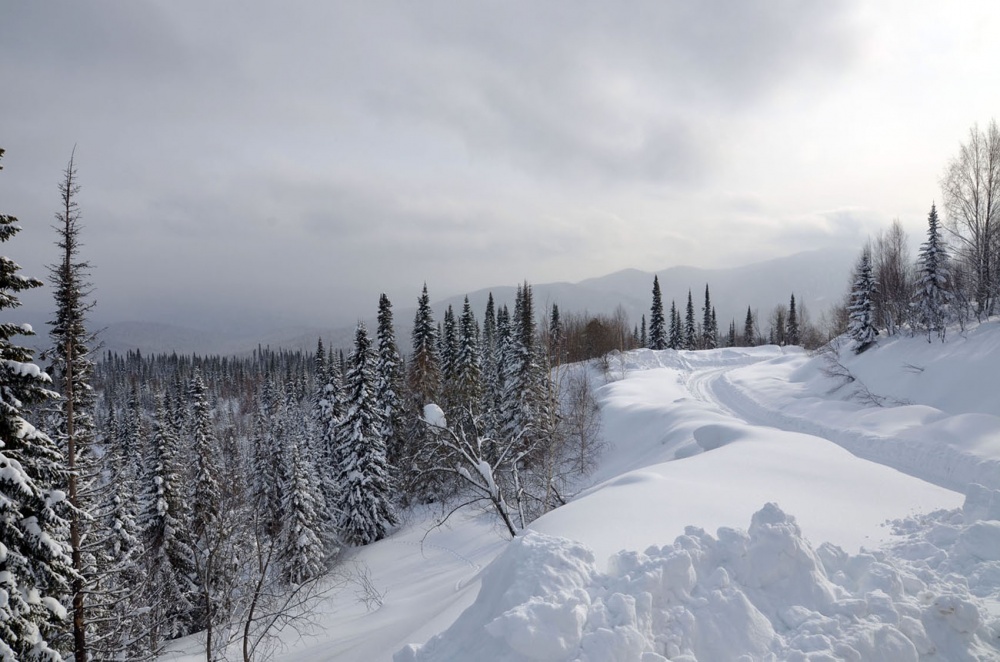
[90,248,857,356]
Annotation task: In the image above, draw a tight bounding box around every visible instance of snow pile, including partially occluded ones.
[398,493,1000,661]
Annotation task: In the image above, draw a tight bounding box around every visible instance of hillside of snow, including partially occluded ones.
[164,324,1000,661]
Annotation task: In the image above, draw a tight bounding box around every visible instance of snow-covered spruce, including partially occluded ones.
[335,322,396,546]
[0,150,75,662]
[848,248,878,353]
[915,203,953,342]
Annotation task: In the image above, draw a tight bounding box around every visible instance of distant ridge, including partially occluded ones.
[96,249,856,356]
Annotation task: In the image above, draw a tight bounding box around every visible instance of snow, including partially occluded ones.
[423,403,447,429]
[163,324,1000,661]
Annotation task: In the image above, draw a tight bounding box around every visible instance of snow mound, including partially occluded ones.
[398,497,1000,661]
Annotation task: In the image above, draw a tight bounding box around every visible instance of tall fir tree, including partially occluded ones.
[375,293,405,471]
[439,305,459,412]
[848,248,878,353]
[313,356,343,534]
[480,294,499,418]
[499,283,553,466]
[139,394,197,645]
[188,370,224,639]
[252,378,286,540]
[454,296,482,417]
[786,294,800,346]
[668,301,682,349]
[649,275,667,349]
[916,203,953,342]
[485,304,511,440]
[743,306,756,347]
[46,148,100,658]
[639,314,647,349]
[0,147,75,661]
[404,284,441,497]
[548,303,563,365]
[684,290,697,350]
[702,284,717,349]
[408,284,440,405]
[280,421,326,584]
[336,323,396,545]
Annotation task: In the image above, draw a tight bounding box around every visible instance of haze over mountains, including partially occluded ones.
[88,248,856,356]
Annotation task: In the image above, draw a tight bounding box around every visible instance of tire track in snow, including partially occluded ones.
[688,362,1000,493]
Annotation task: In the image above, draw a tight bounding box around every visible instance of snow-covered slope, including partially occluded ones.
[164,324,1000,661]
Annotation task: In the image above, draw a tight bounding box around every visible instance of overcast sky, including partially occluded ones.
[3,1,1000,332]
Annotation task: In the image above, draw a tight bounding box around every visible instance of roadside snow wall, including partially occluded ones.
[398,492,1000,661]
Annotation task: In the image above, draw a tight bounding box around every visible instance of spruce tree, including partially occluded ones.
[375,293,404,470]
[649,275,667,349]
[189,370,220,555]
[404,284,441,498]
[280,426,326,584]
[639,314,647,349]
[139,395,197,644]
[786,294,800,346]
[252,377,286,540]
[848,249,878,353]
[46,148,100,658]
[916,203,952,341]
[0,147,74,661]
[336,323,395,545]
[454,296,482,416]
[668,301,682,349]
[684,290,697,350]
[744,306,756,347]
[548,303,563,365]
[499,283,553,469]
[481,294,499,418]
[313,358,342,533]
[702,284,717,349]
[188,370,223,640]
[408,284,440,404]
[484,303,510,440]
[92,409,143,659]
[439,304,458,409]
[313,338,327,405]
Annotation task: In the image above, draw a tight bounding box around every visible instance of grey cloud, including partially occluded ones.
[0,0,872,337]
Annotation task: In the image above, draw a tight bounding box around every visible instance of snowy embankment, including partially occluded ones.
[399,330,1000,661]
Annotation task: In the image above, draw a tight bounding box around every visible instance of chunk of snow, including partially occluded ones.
[423,403,447,429]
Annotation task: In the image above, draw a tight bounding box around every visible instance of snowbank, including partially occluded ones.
[398,491,1000,661]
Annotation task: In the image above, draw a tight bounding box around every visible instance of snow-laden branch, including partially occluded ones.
[420,404,532,538]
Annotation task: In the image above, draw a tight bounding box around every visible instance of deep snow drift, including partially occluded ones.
[163,325,1000,661]
[399,493,1000,661]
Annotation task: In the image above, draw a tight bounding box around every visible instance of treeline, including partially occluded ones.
[640,276,824,352]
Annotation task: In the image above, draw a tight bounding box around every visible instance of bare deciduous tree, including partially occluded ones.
[941,119,1000,318]
[872,219,914,335]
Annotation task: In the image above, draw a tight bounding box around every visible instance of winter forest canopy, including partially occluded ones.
[2,118,1000,660]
